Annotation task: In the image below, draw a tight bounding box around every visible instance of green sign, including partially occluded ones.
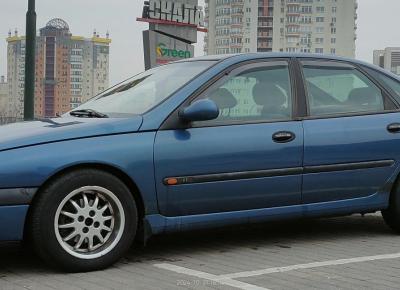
[156,43,191,59]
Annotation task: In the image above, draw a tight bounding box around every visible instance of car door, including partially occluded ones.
[300,59,400,204]
[154,60,304,217]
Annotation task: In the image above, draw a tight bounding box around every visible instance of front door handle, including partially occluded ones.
[387,123,400,133]
[272,131,296,143]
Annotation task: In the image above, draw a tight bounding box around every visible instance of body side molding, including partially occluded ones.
[164,160,395,186]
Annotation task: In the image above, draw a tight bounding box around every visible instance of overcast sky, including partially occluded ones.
[0,0,398,85]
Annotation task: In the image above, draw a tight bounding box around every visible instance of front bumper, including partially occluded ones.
[0,188,37,241]
[0,188,37,205]
[0,205,29,240]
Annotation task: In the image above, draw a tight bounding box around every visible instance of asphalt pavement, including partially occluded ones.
[1,213,400,290]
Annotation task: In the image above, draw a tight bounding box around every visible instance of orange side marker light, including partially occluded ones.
[166,178,178,185]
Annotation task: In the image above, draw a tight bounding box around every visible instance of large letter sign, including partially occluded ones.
[139,0,206,70]
[143,0,204,27]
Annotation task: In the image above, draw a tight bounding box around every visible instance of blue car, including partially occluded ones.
[2,53,400,271]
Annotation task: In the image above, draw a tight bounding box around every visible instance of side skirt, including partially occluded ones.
[145,192,389,235]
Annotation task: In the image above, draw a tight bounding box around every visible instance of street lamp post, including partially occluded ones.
[24,0,36,121]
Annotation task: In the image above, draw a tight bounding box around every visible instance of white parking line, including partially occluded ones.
[155,252,400,289]
[221,252,400,279]
[154,263,271,290]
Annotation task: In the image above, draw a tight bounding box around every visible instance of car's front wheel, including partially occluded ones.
[30,169,138,272]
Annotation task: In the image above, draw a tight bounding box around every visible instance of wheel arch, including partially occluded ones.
[24,163,146,239]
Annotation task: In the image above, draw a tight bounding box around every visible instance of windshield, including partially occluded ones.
[73,61,216,117]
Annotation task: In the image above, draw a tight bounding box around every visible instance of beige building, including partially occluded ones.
[70,31,110,109]
[204,0,358,57]
[6,32,25,118]
[6,18,111,118]
[0,76,7,115]
[373,48,400,75]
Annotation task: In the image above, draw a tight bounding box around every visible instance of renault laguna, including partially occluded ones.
[2,53,400,272]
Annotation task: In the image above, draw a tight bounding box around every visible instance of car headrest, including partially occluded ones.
[347,88,378,105]
[208,88,237,110]
[253,83,286,107]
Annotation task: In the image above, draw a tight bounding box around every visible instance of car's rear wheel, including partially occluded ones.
[30,169,138,272]
[382,178,400,233]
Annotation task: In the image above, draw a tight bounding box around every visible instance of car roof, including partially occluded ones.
[183,52,400,82]
[188,52,363,64]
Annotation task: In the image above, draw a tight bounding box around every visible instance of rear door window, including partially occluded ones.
[301,61,385,117]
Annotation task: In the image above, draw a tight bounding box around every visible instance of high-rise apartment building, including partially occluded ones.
[0,76,7,114]
[6,18,111,118]
[373,48,400,75]
[6,30,25,118]
[204,0,358,57]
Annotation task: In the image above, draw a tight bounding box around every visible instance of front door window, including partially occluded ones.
[193,62,293,126]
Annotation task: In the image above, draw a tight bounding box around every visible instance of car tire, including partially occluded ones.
[30,169,138,272]
[382,179,400,233]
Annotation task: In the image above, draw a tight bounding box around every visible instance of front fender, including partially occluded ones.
[0,132,158,214]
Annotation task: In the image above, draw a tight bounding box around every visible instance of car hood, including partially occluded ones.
[0,116,143,152]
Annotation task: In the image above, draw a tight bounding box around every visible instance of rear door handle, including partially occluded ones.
[272,131,296,143]
[387,123,400,133]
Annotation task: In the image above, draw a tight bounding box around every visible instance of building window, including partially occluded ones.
[300,16,312,24]
[316,17,324,23]
[315,48,324,54]
[301,6,312,13]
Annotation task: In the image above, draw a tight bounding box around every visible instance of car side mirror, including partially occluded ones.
[179,99,219,123]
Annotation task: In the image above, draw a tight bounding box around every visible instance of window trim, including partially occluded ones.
[297,58,398,120]
[160,58,299,130]
[360,65,400,108]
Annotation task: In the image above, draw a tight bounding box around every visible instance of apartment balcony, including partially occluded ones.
[257,43,272,49]
[231,12,244,17]
[231,0,244,7]
[258,32,273,38]
[230,32,243,37]
[44,79,57,85]
[286,31,301,36]
[231,23,244,28]
[258,22,273,27]
[258,0,274,8]
[230,43,243,49]
[258,13,274,17]
[286,3,301,7]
